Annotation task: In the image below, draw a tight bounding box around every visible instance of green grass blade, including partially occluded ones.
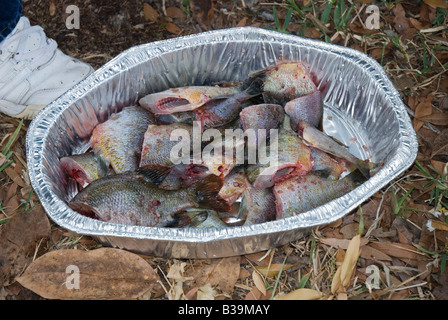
[1,119,23,155]
[320,1,333,24]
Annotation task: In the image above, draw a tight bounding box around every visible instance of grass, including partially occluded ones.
[0,119,23,172]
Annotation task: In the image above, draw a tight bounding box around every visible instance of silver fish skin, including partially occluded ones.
[249,61,317,104]
[274,170,365,219]
[60,151,109,188]
[139,123,193,167]
[139,85,241,114]
[194,78,263,130]
[239,104,284,142]
[252,115,313,189]
[298,119,372,178]
[310,147,347,180]
[238,183,276,225]
[188,210,229,228]
[284,90,323,129]
[90,106,155,174]
[69,169,230,227]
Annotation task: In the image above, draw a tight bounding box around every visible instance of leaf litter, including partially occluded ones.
[1,0,447,300]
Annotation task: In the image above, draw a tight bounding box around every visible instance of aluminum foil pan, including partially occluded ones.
[26,27,418,259]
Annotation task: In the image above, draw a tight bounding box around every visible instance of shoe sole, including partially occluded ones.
[3,104,46,120]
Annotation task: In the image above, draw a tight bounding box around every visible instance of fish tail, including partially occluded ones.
[194,174,231,212]
[354,159,374,179]
[135,165,172,185]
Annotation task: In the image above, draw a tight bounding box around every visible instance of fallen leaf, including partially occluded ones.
[165,22,181,34]
[417,113,448,126]
[49,1,56,16]
[143,3,159,22]
[16,248,161,300]
[369,242,426,260]
[413,95,433,132]
[409,17,424,30]
[197,283,218,300]
[360,245,393,261]
[166,7,187,19]
[252,271,266,296]
[429,220,448,232]
[236,17,247,27]
[254,263,295,278]
[340,234,361,287]
[393,3,411,34]
[319,237,368,249]
[0,205,50,287]
[190,0,213,24]
[423,0,448,8]
[275,288,321,300]
[167,260,194,282]
[185,257,240,295]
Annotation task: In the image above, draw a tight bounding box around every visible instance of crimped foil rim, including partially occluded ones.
[26,27,418,243]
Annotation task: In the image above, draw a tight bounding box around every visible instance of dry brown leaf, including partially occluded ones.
[417,113,448,125]
[413,96,433,131]
[4,166,26,188]
[393,3,411,34]
[166,7,187,19]
[429,220,448,232]
[190,0,213,24]
[167,260,193,282]
[409,17,424,30]
[254,263,295,278]
[143,3,159,22]
[369,242,426,260]
[165,22,182,34]
[49,1,56,16]
[360,245,393,261]
[0,205,50,287]
[340,234,361,287]
[17,248,160,300]
[252,271,266,296]
[331,266,342,294]
[319,237,368,249]
[185,257,240,295]
[423,0,448,8]
[275,288,321,300]
[236,17,247,27]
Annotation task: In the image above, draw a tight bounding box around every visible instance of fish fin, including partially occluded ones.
[347,168,368,186]
[69,202,103,221]
[242,77,264,97]
[354,159,372,179]
[135,165,172,185]
[194,174,231,212]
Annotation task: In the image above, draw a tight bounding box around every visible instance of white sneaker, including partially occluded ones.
[0,17,94,119]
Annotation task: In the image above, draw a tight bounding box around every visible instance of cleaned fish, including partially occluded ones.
[310,147,347,180]
[90,106,154,174]
[139,85,240,114]
[249,61,316,104]
[188,209,229,228]
[140,123,193,167]
[238,183,276,225]
[60,151,109,188]
[239,103,284,142]
[284,90,323,129]
[69,168,230,227]
[218,168,248,207]
[274,170,366,219]
[298,119,372,178]
[194,78,263,130]
[251,115,313,189]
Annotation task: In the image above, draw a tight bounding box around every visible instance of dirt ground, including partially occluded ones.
[0,0,447,301]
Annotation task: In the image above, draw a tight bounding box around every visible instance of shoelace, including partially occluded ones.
[0,23,57,70]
